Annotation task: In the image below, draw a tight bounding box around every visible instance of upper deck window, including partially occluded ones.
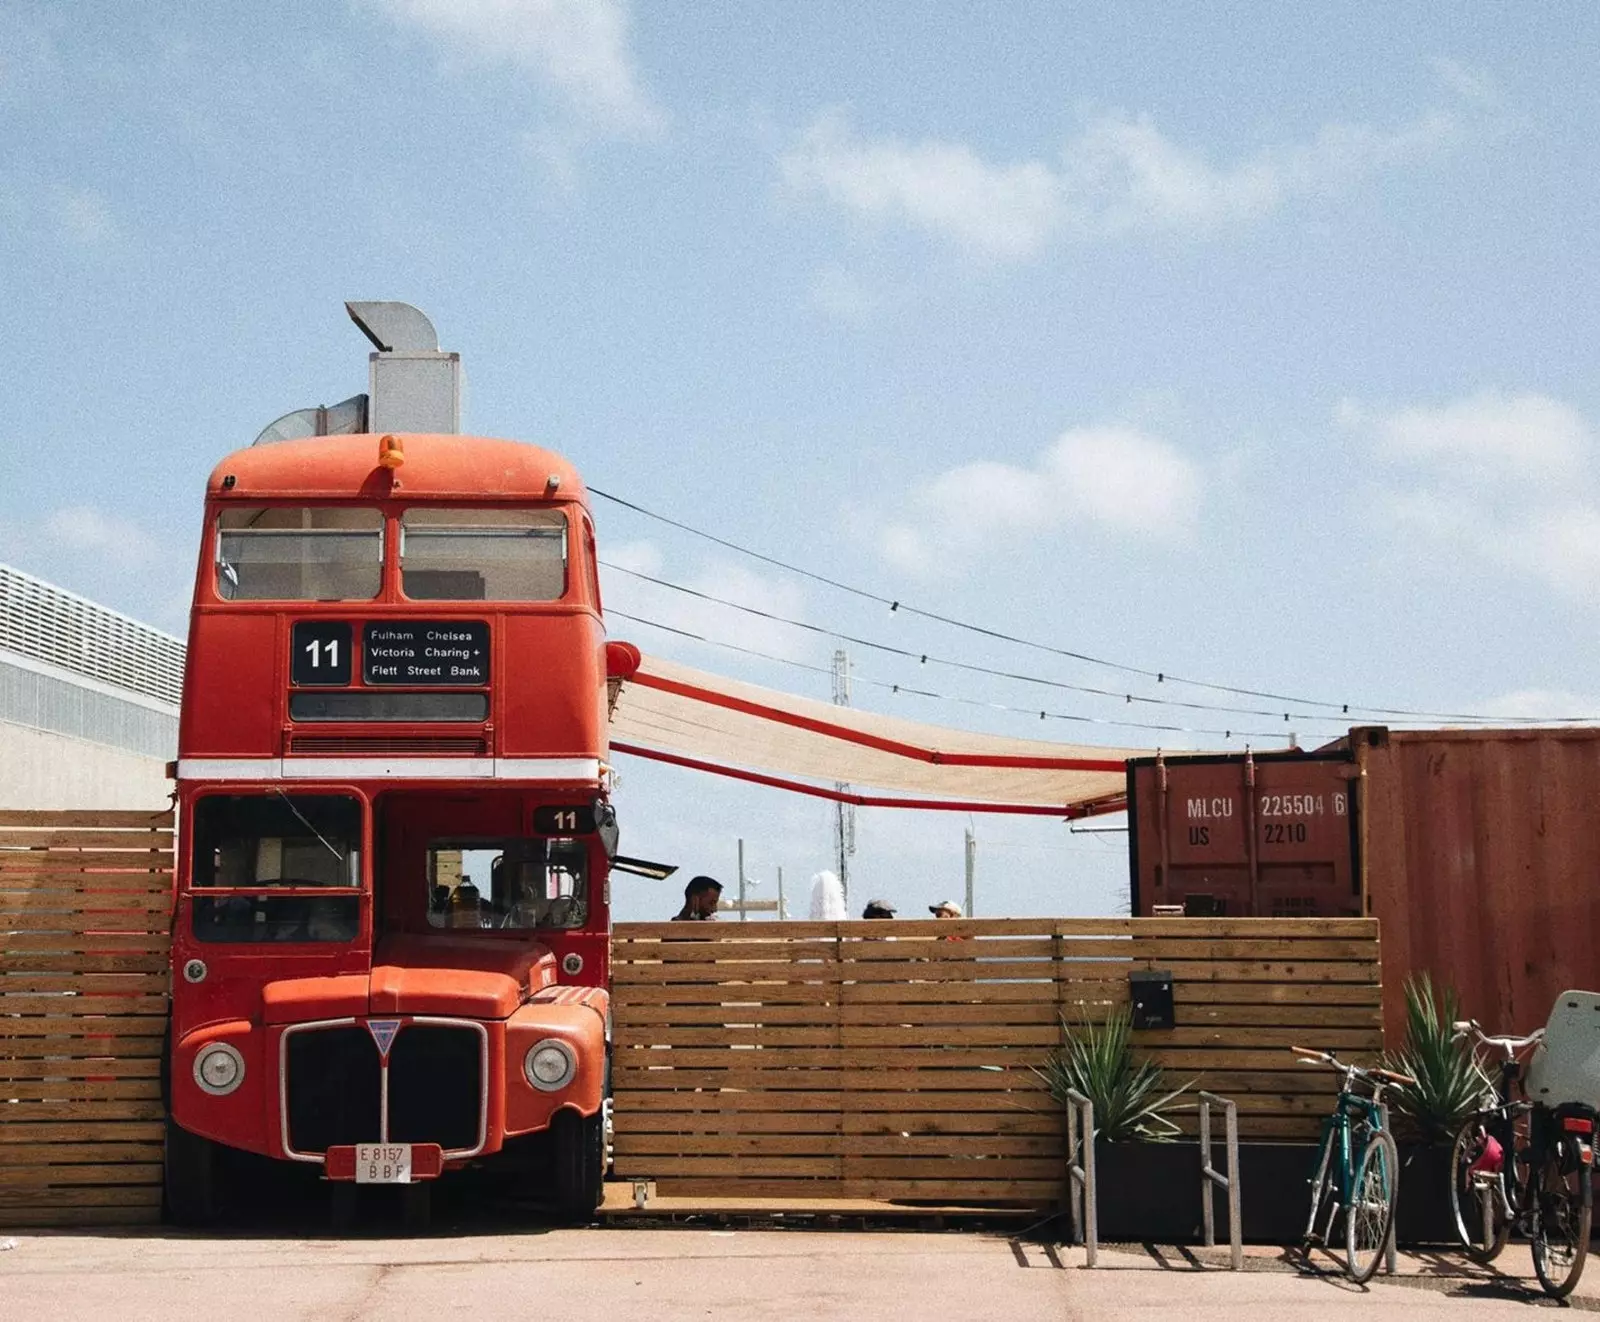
[216,507,383,601]
[400,508,567,602]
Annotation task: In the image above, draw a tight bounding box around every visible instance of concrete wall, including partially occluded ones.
[0,719,172,810]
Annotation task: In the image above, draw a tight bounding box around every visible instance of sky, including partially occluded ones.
[4,3,1599,922]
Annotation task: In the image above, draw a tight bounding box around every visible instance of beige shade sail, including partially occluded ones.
[607,653,1153,816]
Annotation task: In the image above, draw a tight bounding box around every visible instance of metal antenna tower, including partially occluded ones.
[832,649,855,904]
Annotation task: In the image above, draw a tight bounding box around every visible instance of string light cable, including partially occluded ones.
[599,562,1548,732]
[588,486,1595,726]
[606,607,1299,742]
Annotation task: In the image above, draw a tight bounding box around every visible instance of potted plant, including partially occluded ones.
[1382,972,1489,1244]
[1036,1004,1196,1240]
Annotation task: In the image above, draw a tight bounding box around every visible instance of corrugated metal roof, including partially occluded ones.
[0,563,185,706]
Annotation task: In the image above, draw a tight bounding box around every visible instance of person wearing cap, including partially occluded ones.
[672,875,723,921]
[862,899,896,920]
[928,900,963,918]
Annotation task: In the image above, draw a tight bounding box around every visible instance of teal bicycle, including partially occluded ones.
[1293,1046,1413,1284]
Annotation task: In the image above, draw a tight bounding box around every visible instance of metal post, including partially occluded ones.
[776,865,785,921]
[1380,1102,1397,1275]
[737,837,747,923]
[964,827,976,918]
[832,650,854,906]
[1198,1091,1242,1269]
[1064,1088,1097,1267]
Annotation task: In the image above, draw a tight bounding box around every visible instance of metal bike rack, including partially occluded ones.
[1198,1091,1242,1269]
[1378,1102,1397,1275]
[1064,1088,1098,1266]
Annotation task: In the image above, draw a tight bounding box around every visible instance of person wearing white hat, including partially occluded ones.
[929,900,963,918]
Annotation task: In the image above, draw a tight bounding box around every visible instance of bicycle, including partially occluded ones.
[1292,1046,1412,1284]
[1447,1019,1541,1265]
[1451,1016,1596,1299]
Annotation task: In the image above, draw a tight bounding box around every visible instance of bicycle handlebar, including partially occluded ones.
[1451,1019,1545,1053]
[1288,1045,1416,1088]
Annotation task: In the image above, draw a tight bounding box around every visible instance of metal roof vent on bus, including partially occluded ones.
[250,301,461,445]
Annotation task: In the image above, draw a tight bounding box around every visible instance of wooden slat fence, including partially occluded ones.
[0,809,173,1227]
[611,918,1381,1205]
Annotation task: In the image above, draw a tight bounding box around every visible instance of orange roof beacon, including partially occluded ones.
[165,305,634,1224]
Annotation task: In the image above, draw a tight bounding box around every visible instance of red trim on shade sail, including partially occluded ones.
[627,670,1127,773]
[610,740,1127,818]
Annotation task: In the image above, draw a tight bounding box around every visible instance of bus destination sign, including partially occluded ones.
[362,621,488,686]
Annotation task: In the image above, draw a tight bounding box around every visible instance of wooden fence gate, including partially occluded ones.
[611,918,1382,1206]
[0,809,173,1228]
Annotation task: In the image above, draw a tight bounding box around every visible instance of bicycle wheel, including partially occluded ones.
[1450,1118,1511,1263]
[1303,1125,1338,1246]
[1346,1129,1398,1284]
[1531,1136,1592,1299]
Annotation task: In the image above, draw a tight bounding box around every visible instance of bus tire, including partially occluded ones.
[164,1117,220,1226]
[550,1108,604,1218]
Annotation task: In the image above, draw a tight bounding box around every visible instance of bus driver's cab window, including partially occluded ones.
[427,838,587,930]
[190,793,362,942]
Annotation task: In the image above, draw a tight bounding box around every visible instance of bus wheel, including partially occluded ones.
[164,1118,220,1226]
[550,1109,604,1218]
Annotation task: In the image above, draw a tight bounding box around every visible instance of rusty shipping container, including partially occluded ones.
[1127,751,1361,919]
[1348,726,1600,1044]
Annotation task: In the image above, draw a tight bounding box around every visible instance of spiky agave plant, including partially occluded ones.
[1383,972,1491,1146]
[1035,1003,1193,1141]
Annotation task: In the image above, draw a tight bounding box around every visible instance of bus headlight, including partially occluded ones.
[524,1039,575,1092]
[194,1043,245,1096]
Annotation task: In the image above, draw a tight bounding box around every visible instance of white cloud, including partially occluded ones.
[1348,390,1589,486]
[599,543,820,665]
[604,538,664,577]
[781,94,1460,260]
[1048,428,1202,534]
[1479,688,1600,723]
[44,505,159,562]
[1352,393,1600,605]
[880,425,1201,575]
[1510,505,1600,601]
[55,187,119,246]
[1428,57,1499,106]
[371,0,663,137]
[781,109,1065,260]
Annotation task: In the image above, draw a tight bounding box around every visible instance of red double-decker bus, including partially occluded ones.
[165,421,633,1222]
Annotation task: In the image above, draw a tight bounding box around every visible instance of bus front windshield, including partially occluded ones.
[189,793,362,943]
[426,837,587,931]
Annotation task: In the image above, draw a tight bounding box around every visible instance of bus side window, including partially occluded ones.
[583,517,601,611]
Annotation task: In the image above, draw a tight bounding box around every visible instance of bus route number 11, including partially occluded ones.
[291,621,353,686]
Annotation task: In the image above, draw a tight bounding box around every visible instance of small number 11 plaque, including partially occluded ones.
[291,621,353,686]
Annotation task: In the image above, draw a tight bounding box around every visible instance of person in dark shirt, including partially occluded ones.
[862,899,896,919]
[672,875,723,921]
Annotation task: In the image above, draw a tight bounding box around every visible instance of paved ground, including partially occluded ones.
[3,1228,1596,1321]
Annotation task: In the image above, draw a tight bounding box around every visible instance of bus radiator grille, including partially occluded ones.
[285,1026,382,1154]
[386,1025,483,1152]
